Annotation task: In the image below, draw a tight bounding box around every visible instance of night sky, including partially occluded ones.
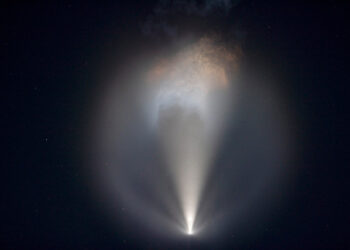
[2,1,348,249]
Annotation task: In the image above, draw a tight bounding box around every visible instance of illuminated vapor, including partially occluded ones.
[91,34,293,241]
[146,37,240,234]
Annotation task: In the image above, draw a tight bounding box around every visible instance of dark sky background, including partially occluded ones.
[2,1,348,249]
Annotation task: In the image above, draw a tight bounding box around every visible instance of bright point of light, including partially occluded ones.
[186,215,194,235]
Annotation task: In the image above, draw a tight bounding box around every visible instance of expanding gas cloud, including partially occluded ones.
[90,33,294,242]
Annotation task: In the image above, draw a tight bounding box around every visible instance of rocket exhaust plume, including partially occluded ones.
[91,33,293,242]
[147,37,240,234]
[86,0,295,244]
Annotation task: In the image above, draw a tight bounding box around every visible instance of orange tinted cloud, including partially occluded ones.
[147,36,241,89]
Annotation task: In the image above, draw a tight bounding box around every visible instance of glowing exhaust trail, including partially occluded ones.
[147,37,239,235]
[92,35,292,240]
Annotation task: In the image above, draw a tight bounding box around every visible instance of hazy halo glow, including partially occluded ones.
[92,35,293,240]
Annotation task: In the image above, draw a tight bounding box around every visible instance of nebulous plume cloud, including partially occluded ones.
[90,0,295,243]
[91,30,294,239]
